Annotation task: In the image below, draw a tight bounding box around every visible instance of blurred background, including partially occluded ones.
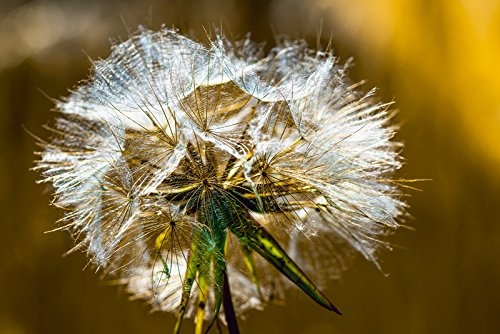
[1,0,499,333]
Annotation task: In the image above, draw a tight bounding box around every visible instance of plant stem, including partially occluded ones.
[223,271,240,334]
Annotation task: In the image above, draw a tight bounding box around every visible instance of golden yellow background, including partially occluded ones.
[1,0,499,333]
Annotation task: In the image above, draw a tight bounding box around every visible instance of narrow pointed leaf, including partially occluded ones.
[230,218,341,315]
[199,192,229,333]
[241,244,264,300]
[173,249,199,334]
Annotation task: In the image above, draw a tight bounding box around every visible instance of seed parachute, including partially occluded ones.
[35,27,405,333]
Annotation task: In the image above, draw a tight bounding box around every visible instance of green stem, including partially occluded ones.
[223,271,240,334]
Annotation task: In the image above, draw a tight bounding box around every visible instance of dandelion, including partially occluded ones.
[35,26,404,333]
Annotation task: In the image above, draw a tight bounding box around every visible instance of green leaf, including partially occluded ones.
[230,217,341,315]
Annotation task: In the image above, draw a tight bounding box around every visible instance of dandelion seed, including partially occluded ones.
[34,26,405,333]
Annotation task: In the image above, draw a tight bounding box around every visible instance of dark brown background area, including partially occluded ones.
[1,0,499,333]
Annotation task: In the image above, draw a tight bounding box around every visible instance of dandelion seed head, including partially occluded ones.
[35,26,405,330]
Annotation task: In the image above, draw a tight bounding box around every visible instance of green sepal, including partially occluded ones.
[229,218,341,315]
[203,243,225,334]
[173,243,201,334]
[241,244,264,300]
[198,191,229,333]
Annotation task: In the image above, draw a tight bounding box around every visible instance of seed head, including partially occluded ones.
[35,26,405,333]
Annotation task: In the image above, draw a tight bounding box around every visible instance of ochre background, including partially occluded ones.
[1,0,499,333]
